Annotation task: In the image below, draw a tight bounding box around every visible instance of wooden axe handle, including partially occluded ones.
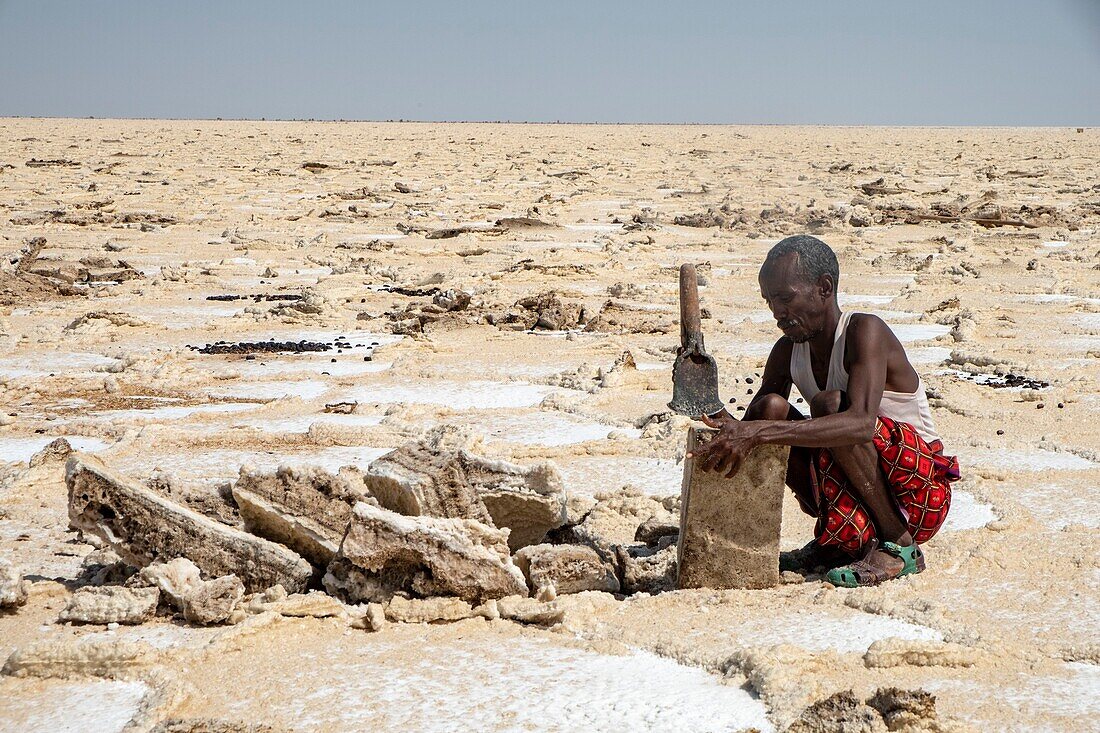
[679,263,701,345]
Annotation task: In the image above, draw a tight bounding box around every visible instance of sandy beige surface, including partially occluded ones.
[0,120,1098,732]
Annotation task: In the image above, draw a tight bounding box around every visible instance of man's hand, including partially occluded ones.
[685,413,760,478]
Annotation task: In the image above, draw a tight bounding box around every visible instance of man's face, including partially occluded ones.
[758,254,833,343]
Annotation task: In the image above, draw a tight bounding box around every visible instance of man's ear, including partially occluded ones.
[817,274,836,301]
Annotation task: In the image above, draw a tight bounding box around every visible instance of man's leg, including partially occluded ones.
[741,394,815,516]
[809,390,913,575]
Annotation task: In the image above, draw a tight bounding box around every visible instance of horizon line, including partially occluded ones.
[0,116,1093,129]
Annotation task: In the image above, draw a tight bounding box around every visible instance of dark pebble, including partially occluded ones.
[796,398,804,403]
[746,389,753,395]
[1057,403,1064,408]
[745,377,754,384]
[364,356,372,362]
[996,429,1005,435]
[331,358,337,363]
[728,397,736,403]
[1036,403,1044,409]
[736,406,745,412]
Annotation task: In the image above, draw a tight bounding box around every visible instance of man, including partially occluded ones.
[687,235,960,587]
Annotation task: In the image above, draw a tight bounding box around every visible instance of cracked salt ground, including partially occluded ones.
[925,662,1100,733]
[0,436,110,464]
[106,445,392,487]
[92,402,263,422]
[443,411,641,446]
[961,448,1096,471]
[0,677,149,733]
[200,635,774,733]
[1011,483,1100,529]
[230,412,385,432]
[559,456,683,496]
[714,606,942,654]
[332,381,564,410]
[218,357,392,378]
[208,379,331,401]
[79,623,215,651]
[0,352,119,378]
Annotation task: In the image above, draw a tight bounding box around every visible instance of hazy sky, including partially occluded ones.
[2,1,1098,124]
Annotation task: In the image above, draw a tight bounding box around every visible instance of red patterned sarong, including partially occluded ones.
[812,416,960,555]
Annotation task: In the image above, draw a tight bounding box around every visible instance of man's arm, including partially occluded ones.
[692,316,890,475]
[709,336,794,425]
[747,315,887,448]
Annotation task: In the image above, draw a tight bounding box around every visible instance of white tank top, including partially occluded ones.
[789,311,942,444]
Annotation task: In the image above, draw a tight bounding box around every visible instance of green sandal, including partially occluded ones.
[825,539,925,588]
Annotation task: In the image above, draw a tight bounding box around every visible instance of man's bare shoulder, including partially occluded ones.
[848,312,897,344]
[766,335,795,372]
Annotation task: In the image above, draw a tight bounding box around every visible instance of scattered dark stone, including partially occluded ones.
[997,429,1005,435]
[1037,403,1044,409]
[953,371,1049,390]
[381,285,441,297]
[191,340,332,355]
[1058,403,1064,408]
[205,294,302,302]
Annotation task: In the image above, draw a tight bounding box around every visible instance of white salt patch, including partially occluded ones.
[250,637,773,733]
[233,413,385,432]
[334,381,561,410]
[223,257,257,265]
[0,436,110,464]
[232,358,392,377]
[208,380,330,401]
[941,490,996,532]
[1042,241,1070,248]
[715,341,774,359]
[563,223,624,232]
[81,623,211,651]
[926,662,1100,732]
[839,293,895,305]
[891,323,952,342]
[734,608,942,654]
[0,352,119,378]
[112,446,392,487]
[96,403,262,421]
[560,456,683,496]
[1072,313,1100,330]
[908,346,952,365]
[962,448,1096,471]
[0,678,148,733]
[456,412,641,447]
[876,310,922,321]
[1013,483,1100,530]
[636,361,671,371]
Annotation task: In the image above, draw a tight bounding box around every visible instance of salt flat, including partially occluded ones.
[1,120,1097,732]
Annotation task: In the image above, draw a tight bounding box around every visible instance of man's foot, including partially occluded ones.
[825,538,925,588]
[779,539,853,573]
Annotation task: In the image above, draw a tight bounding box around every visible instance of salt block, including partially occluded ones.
[677,428,788,590]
